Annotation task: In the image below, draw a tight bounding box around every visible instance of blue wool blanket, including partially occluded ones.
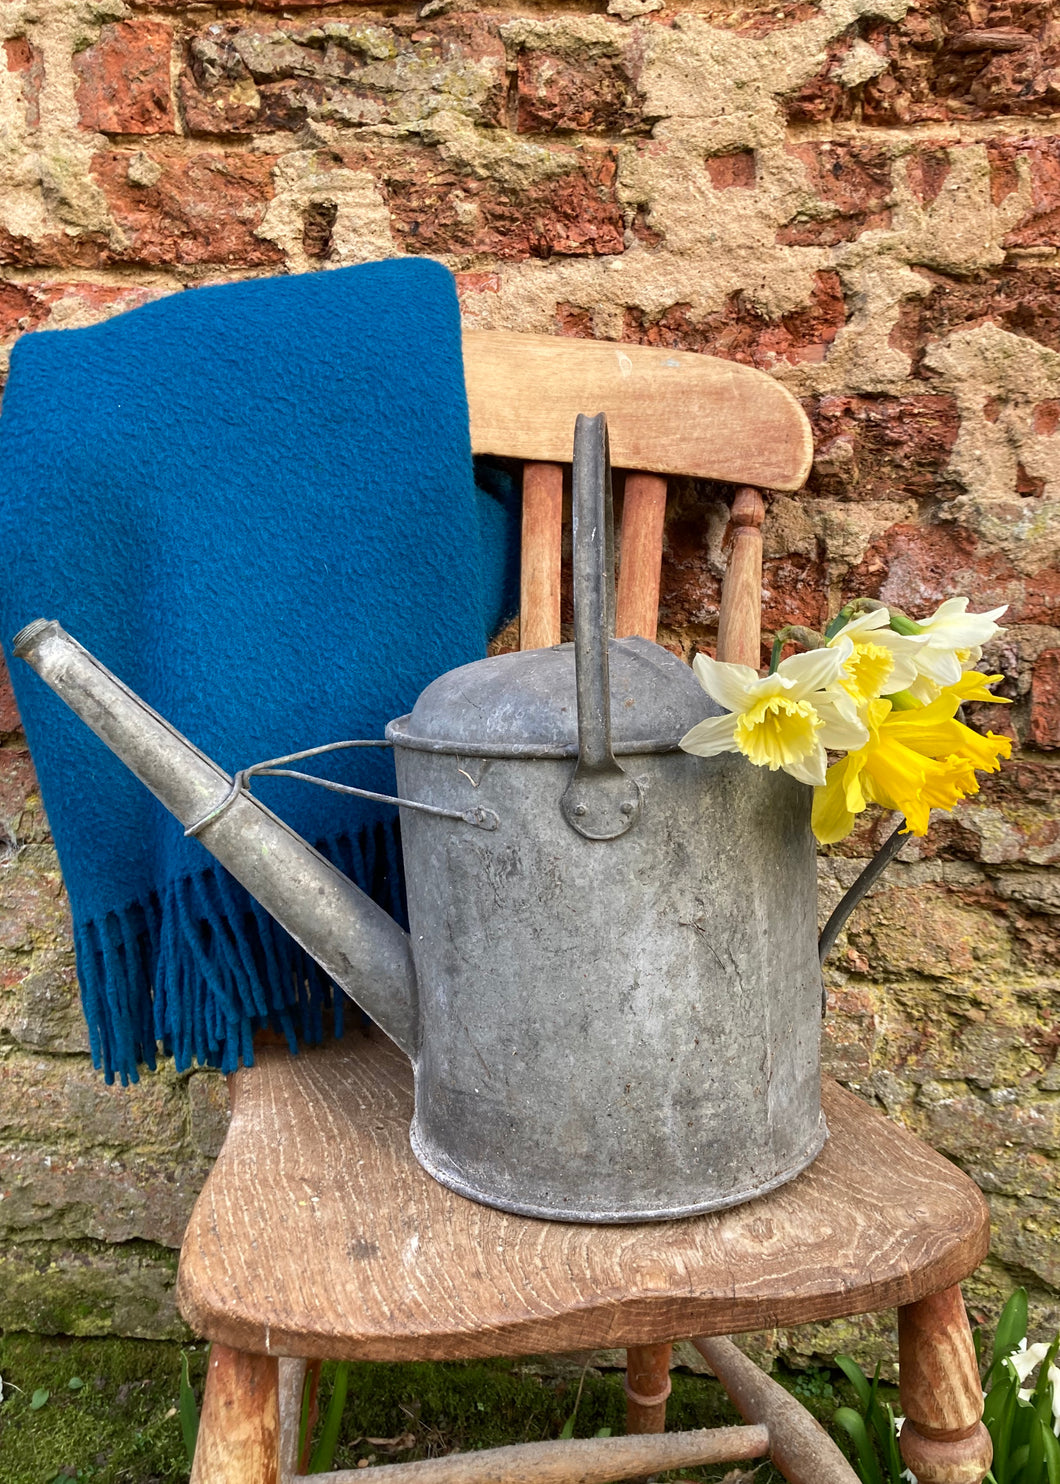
[0,259,519,1083]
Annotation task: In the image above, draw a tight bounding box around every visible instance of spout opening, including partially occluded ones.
[12,618,55,657]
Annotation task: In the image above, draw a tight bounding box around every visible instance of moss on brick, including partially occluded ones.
[0,1241,185,1341]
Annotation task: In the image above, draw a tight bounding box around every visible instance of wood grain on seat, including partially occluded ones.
[177,1032,989,1363]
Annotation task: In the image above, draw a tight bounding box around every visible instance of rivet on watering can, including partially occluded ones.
[573,803,587,816]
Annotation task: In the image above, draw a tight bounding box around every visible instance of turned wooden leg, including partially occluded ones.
[898,1287,992,1484]
[190,1344,281,1484]
[625,1342,672,1434]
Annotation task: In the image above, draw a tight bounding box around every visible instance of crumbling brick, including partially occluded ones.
[90,151,282,266]
[74,22,176,136]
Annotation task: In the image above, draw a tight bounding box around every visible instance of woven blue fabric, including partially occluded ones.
[0,260,519,1083]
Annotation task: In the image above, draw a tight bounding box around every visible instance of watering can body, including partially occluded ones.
[392,642,824,1220]
[14,414,826,1222]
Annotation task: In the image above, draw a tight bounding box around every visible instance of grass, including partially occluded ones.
[0,1332,870,1484]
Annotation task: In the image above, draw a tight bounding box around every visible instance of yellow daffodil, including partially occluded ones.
[812,680,1012,842]
[681,639,868,787]
[827,609,927,707]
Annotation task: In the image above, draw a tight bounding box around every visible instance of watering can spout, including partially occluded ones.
[12,620,419,1057]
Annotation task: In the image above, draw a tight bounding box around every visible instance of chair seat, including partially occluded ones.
[176,1030,989,1363]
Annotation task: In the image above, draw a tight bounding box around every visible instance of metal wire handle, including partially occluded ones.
[184,738,499,837]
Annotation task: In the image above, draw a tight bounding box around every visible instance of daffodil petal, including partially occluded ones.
[785,744,828,787]
[679,712,740,756]
[816,697,871,752]
[691,653,760,713]
[914,646,964,686]
[812,762,857,843]
[777,642,846,697]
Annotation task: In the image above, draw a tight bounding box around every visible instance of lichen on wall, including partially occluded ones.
[0,0,1057,1357]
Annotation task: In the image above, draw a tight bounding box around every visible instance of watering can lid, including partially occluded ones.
[386,634,723,759]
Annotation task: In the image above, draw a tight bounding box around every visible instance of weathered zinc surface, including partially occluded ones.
[0,0,1058,1359]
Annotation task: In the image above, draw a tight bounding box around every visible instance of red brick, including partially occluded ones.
[1031,650,1060,748]
[376,146,624,261]
[658,511,722,632]
[0,655,21,735]
[781,31,862,124]
[0,282,48,343]
[706,150,756,189]
[554,302,594,336]
[994,138,1060,248]
[75,22,175,136]
[455,272,501,300]
[1033,399,1060,434]
[624,270,846,370]
[90,151,282,267]
[4,37,44,129]
[807,394,961,502]
[861,1,1060,125]
[515,51,645,134]
[898,264,1060,364]
[906,145,954,204]
[0,228,110,271]
[179,18,506,138]
[777,142,892,247]
[763,556,829,634]
[841,522,1060,624]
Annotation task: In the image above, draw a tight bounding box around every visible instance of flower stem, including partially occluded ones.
[818,818,909,1007]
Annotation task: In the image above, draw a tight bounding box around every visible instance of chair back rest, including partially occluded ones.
[461,332,813,665]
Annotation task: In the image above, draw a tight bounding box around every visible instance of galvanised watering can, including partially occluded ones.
[13,415,825,1222]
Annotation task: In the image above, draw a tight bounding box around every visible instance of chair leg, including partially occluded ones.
[625,1343,672,1433]
[190,1343,281,1484]
[898,1286,993,1484]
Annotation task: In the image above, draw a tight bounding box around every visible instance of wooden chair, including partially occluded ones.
[178,333,993,1484]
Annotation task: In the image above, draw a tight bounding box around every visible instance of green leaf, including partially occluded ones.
[595,1427,612,1438]
[992,1375,1019,1484]
[30,1388,49,1410]
[67,1377,83,1391]
[834,1406,885,1484]
[835,1355,872,1413]
[179,1352,200,1466]
[1041,1420,1060,1484]
[309,1362,348,1474]
[298,1365,314,1463]
[990,1291,1029,1380]
[559,1414,576,1441]
[1026,1413,1047,1483]
[883,1403,904,1484]
[1008,1443,1030,1478]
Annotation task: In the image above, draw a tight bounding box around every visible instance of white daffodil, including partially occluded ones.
[680,638,868,788]
[827,609,928,706]
[1009,1338,1050,1386]
[1008,1341,1060,1435]
[910,598,1008,689]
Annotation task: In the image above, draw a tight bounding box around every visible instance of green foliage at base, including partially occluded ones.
[0,1332,208,1484]
[0,1331,865,1484]
[835,1290,1060,1484]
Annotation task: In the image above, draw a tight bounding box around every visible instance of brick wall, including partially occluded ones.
[0,0,1057,1354]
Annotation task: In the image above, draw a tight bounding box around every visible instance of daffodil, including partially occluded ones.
[827,608,928,707]
[903,597,1008,698]
[681,639,868,787]
[812,682,1012,842]
[1007,1340,1060,1435]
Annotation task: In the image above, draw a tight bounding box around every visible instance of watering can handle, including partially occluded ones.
[561,413,643,841]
